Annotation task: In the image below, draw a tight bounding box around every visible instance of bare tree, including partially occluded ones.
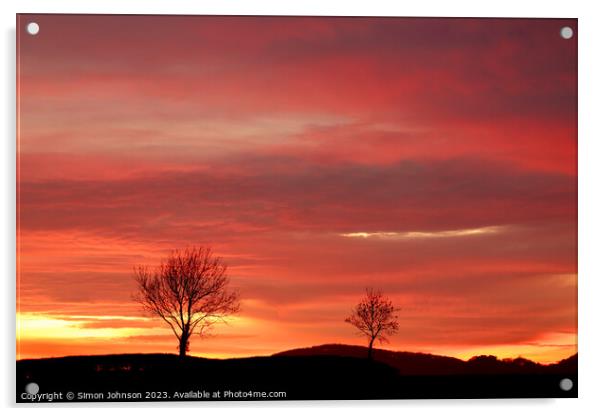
[345,288,399,360]
[133,246,240,357]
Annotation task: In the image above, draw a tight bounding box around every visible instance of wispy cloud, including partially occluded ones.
[340,226,504,240]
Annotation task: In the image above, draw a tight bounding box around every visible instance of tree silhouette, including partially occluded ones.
[133,246,240,357]
[345,288,399,359]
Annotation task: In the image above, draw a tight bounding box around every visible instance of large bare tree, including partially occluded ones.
[345,288,399,359]
[133,246,240,357]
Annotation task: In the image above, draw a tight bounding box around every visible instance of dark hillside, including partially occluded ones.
[276,344,577,375]
[17,345,577,402]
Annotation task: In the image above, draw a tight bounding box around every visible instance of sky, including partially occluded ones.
[17,15,577,363]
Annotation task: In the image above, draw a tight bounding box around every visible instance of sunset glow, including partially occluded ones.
[17,15,577,364]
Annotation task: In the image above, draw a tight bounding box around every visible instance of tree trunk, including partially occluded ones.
[367,338,375,360]
[178,332,190,357]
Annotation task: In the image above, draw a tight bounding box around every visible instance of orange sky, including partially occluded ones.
[17,15,577,364]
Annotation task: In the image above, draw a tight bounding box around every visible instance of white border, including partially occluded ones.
[2,0,601,414]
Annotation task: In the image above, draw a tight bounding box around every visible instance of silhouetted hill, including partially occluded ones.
[550,353,578,373]
[17,346,577,402]
[276,344,464,375]
[18,353,399,401]
[276,344,577,375]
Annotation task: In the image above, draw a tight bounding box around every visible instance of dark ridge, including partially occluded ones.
[17,345,577,402]
[275,343,577,375]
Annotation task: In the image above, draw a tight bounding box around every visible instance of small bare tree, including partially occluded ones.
[345,288,399,360]
[133,246,240,357]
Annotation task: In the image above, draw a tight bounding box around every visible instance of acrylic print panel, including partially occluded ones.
[16,14,577,402]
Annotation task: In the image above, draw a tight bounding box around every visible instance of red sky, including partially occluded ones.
[17,15,577,363]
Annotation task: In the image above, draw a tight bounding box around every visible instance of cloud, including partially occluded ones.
[340,225,503,240]
[19,157,576,239]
